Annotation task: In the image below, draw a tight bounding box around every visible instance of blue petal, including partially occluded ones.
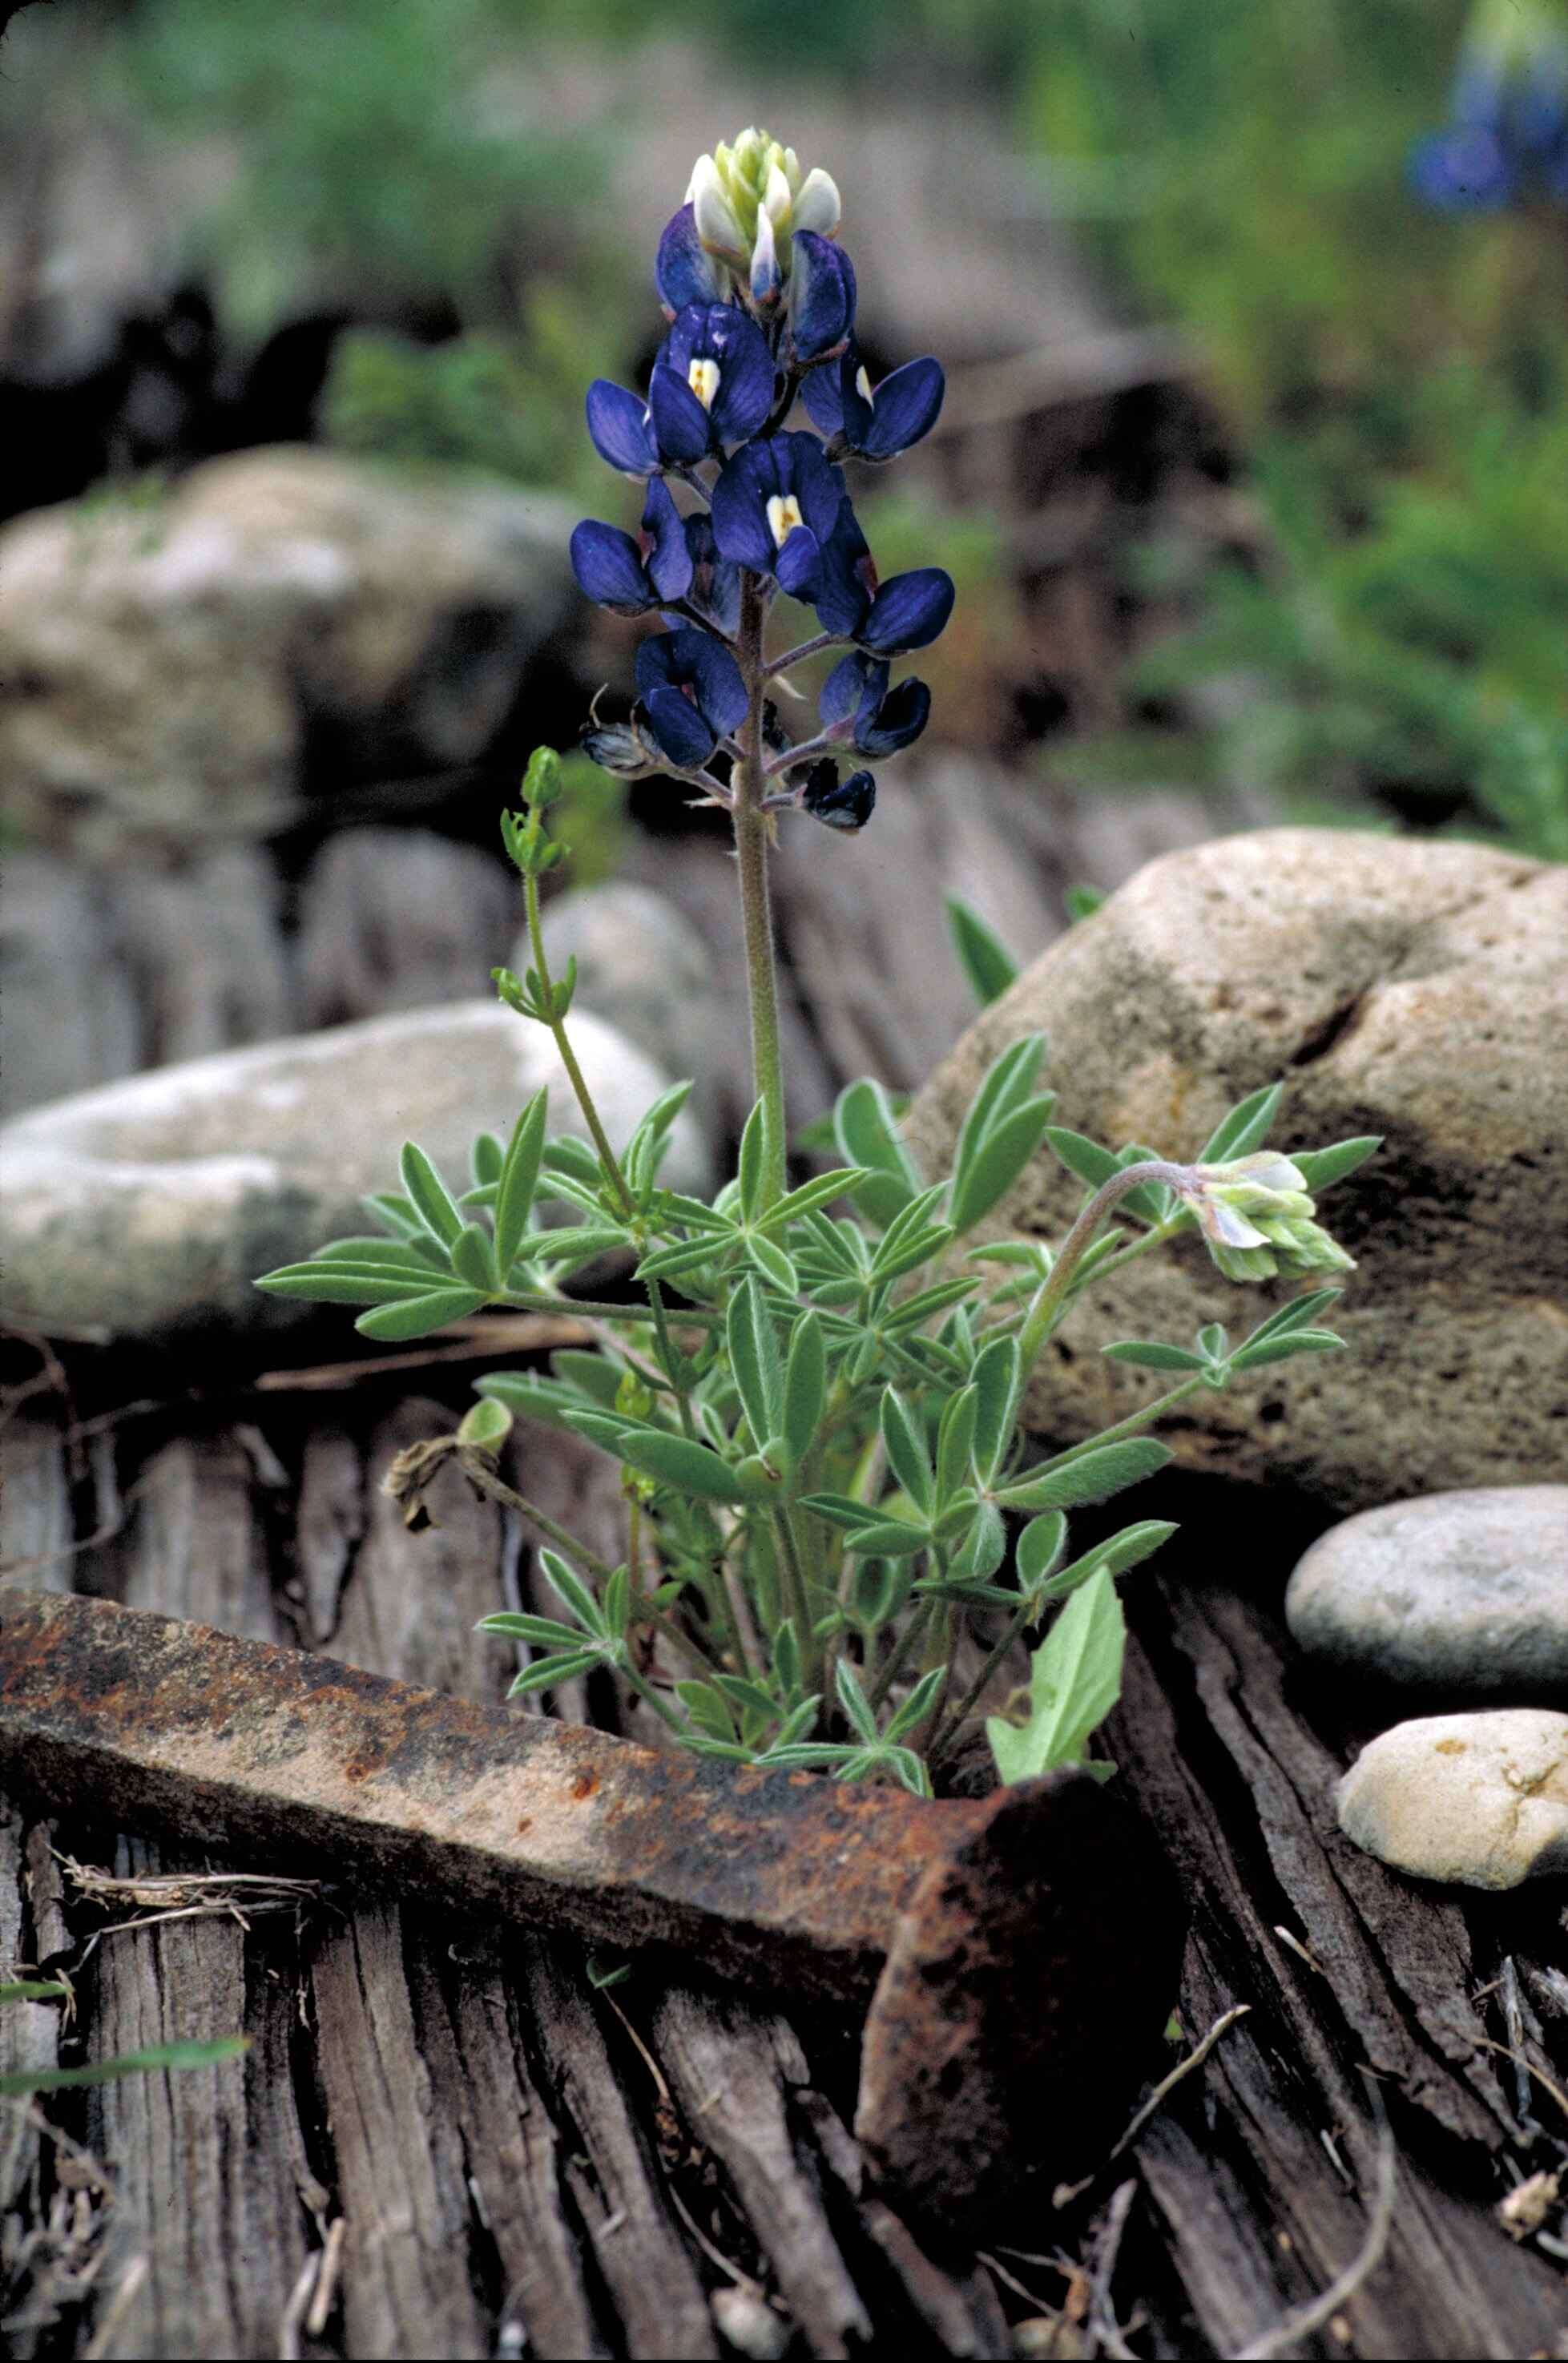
[641,683,719,768]
[647,365,713,465]
[802,760,876,831]
[656,205,724,312]
[788,232,857,362]
[570,520,654,615]
[861,357,945,460]
[634,629,686,700]
[643,476,695,605]
[860,569,955,655]
[586,381,655,477]
[710,449,777,571]
[856,675,930,756]
[683,514,742,638]
[800,365,845,438]
[681,627,748,736]
[819,651,879,729]
[709,313,776,444]
[812,502,877,638]
[1409,126,1513,208]
[786,432,848,543]
[775,525,824,602]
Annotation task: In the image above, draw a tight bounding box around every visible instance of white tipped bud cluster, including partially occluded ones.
[1179,1152,1356,1284]
[687,127,840,299]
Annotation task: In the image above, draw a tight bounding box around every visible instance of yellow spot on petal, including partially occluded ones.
[855,366,873,402]
[688,357,720,411]
[766,494,804,548]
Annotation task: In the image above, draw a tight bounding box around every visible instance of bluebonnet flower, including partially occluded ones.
[799,760,877,832]
[1412,0,1568,209]
[802,349,945,462]
[570,477,691,615]
[634,626,748,768]
[573,126,957,836]
[647,304,776,464]
[819,651,930,756]
[812,504,955,654]
[710,432,846,599]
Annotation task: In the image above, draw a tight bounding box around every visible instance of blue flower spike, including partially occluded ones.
[573,124,959,837]
[1412,0,1568,210]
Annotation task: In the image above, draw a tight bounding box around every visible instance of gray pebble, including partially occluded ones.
[1336,1709,1568,1889]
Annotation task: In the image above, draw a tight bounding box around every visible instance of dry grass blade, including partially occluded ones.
[1231,2083,1397,2362]
[1054,2005,1252,2205]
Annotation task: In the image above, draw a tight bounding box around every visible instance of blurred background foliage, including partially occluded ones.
[16,0,1568,861]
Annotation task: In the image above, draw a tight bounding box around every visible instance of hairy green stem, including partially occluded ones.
[455,1452,617,1582]
[866,1594,937,1713]
[772,1508,819,1688]
[1017,1160,1190,1377]
[1034,1376,1205,1472]
[927,1596,1036,1765]
[733,579,788,1212]
[524,867,635,1217]
[498,1288,720,1327]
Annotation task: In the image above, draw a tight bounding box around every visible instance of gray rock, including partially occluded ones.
[530,883,729,1147]
[906,829,1568,1510]
[1287,1487,1568,1697]
[0,447,578,854]
[0,856,142,1121]
[0,1003,708,1343]
[1336,1709,1568,1890]
[300,829,518,1026]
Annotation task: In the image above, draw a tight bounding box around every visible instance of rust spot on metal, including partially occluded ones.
[570,1772,599,1801]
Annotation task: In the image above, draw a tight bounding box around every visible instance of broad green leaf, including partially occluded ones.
[800,1491,883,1533]
[747,1232,800,1297]
[637,1237,725,1282]
[728,1277,784,1447]
[675,1680,737,1740]
[0,2037,248,2096]
[620,1432,748,1504]
[986,1567,1125,1784]
[1043,1125,1121,1194]
[538,1548,608,1636]
[760,1168,870,1232]
[494,1090,549,1276]
[1199,1082,1284,1166]
[834,1658,881,1745]
[549,1351,627,1406]
[474,1373,577,1427]
[997,1438,1172,1514]
[1243,1286,1344,1346]
[470,1131,505,1188]
[844,1519,930,1560]
[880,1391,933,1513]
[1196,1324,1229,1365]
[869,1224,955,1288]
[363,1190,427,1239]
[399,1141,466,1252]
[508,1650,602,1699]
[354,1288,487,1341]
[309,1236,449,1271]
[949,1096,1055,1235]
[881,1278,979,1335]
[945,894,1020,1007]
[737,1099,769,1227]
[936,1387,978,1504]
[953,1036,1046,1184]
[541,1135,603,1184]
[1229,1330,1348,1371]
[1102,1341,1207,1372]
[832,1079,921,1228]
[1039,1518,1177,1601]
[450,1222,498,1294]
[947,1499,1006,1583]
[783,1313,826,1466]
[884,1665,946,1743]
[1292,1136,1381,1192]
[478,1611,591,1648]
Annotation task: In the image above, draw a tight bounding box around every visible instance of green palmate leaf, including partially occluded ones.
[479,1611,591,1649]
[1196,1324,1229,1364]
[1199,1082,1284,1165]
[494,1089,549,1275]
[760,1168,870,1232]
[746,1233,799,1296]
[1113,1145,1175,1227]
[884,1665,946,1743]
[676,1680,738,1740]
[1292,1136,1382,1191]
[782,1313,826,1466]
[474,1373,577,1427]
[832,1078,921,1228]
[364,1190,428,1239]
[969,1334,1022,1484]
[355,1288,487,1341]
[538,1547,608,1636]
[0,2037,248,2097]
[399,1141,466,1252]
[833,1657,881,1745]
[945,894,1020,1008]
[947,1499,1007,1582]
[987,1567,1126,1785]
[542,1136,603,1185]
[620,1432,748,1504]
[844,1519,929,1560]
[880,1390,933,1513]
[549,1351,627,1407]
[450,1222,498,1293]
[960,1035,1046,1151]
[737,1099,770,1227]
[800,1491,881,1533]
[728,1277,784,1448]
[636,1237,724,1283]
[997,1438,1172,1514]
[949,1095,1056,1235]
[256,1266,441,1308]
[311,1236,449,1271]
[1102,1341,1208,1372]
[508,1650,603,1699]
[882,1279,979,1334]
[1017,1510,1068,1592]
[711,1674,784,1721]
[1228,1329,1348,1371]
[868,1224,955,1288]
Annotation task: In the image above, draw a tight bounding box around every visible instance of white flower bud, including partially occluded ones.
[762,162,793,228]
[791,167,841,237]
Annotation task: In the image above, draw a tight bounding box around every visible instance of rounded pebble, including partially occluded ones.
[1336,1708,1568,1890]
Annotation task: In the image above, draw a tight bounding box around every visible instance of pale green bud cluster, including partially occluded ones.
[687,127,840,284]
[1182,1153,1356,1284]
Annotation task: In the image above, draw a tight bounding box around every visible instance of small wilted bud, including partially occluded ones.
[579,691,661,779]
[1180,1152,1356,1283]
[800,760,876,832]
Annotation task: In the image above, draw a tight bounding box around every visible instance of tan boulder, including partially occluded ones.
[905,829,1568,1510]
[0,447,576,856]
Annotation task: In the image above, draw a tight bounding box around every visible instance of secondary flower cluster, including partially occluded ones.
[571,127,951,831]
[1412,0,1568,210]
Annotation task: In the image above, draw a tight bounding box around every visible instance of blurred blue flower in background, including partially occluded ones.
[1413,0,1568,208]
